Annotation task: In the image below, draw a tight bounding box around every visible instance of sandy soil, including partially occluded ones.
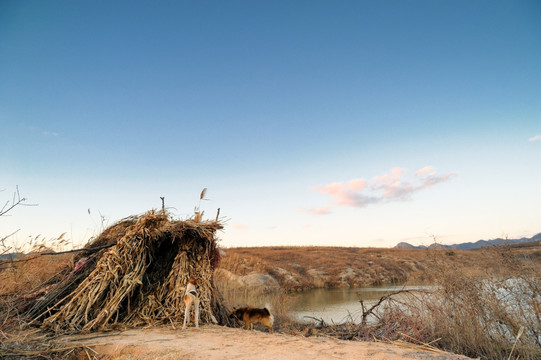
[65,325,472,360]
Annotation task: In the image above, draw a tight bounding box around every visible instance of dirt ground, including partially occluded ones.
[66,325,472,360]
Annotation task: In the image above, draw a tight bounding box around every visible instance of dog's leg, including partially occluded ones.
[183,296,192,329]
[262,317,274,333]
[194,297,200,328]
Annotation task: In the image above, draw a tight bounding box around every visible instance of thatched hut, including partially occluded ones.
[25,210,234,332]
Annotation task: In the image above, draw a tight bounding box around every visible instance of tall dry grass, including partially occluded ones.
[374,246,541,360]
[0,234,74,296]
[220,245,540,358]
[215,254,298,332]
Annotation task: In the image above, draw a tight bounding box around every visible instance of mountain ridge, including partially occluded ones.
[395,233,541,250]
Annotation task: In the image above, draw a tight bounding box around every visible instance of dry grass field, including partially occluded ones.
[0,253,73,295]
[218,245,525,291]
[2,242,540,360]
[217,243,541,360]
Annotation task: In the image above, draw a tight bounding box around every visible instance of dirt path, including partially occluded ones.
[67,325,472,360]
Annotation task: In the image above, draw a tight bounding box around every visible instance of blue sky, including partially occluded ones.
[1,1,540,249]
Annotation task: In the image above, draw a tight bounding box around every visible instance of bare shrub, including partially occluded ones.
[387,247,541,360]
[297,246,539,359]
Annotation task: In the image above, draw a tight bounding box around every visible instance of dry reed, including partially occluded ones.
[11,210,235,332]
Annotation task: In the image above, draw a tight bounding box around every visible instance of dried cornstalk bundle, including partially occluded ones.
[28,210,233,332]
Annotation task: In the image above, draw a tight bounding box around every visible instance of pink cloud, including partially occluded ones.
[312,183,380,208]
[298,206,332,216]
[372,167,406,187]
[373,168,457,200]
[313,182,350,205]
[371,168,413,200]
[417,172,458,190]
[313,178,379,207]
[529,135,541,142]
[347,179,366,191]
[310,167,457,211]
[313,182,346,196]
[415,166,434,176]
[380,182,414,199]
[309,206,332,215]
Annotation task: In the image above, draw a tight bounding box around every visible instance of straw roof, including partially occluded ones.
[25,210,234,332]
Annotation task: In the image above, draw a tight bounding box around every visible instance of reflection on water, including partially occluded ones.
[290,285,432,324]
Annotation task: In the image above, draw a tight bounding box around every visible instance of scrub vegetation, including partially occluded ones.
[219,245,509,291]
[219,244,541,360]
[2,190,540,360]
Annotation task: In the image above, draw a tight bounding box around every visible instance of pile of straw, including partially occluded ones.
[25,210,233,332]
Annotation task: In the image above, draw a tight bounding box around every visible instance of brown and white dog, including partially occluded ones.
[182,278,200,329]
[231,306,274,333]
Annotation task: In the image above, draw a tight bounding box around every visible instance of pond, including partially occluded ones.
[289,285,433,324]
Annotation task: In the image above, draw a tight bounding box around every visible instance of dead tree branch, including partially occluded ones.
[0,186,36,217]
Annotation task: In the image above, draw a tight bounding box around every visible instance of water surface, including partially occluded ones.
[290,285,432,324]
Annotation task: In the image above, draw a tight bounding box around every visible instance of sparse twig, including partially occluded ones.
[359,286,414,326]
[507,326,524,360]
[0,186,37,217]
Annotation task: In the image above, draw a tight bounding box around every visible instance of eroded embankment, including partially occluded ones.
[216,246,494,292]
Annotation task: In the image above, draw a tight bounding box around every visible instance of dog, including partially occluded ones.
[231,306,274,333]
[182,278,200,329]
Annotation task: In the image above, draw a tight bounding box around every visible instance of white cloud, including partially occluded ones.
[528,135,540,142]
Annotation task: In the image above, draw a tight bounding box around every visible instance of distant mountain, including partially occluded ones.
[394,242,424,249]
[394,233,541,250]
[0,252,23,263]
[427,243,449,249]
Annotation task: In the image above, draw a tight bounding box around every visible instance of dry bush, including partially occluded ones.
[0,254,73,295]
[0,327,97,360]
[378,247,541,360]
[290,246,540,359]
[219,253,271,276]
[0,233,75,296]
